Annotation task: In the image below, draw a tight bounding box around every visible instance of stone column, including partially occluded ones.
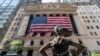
[73,15,86,36]
[17,15,30,36]
[24,40,31,47]
[47,14,49,17]
[22,50,27,56]
[34,39,40,47]
[36,33,40,37]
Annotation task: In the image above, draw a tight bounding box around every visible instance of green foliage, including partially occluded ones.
[91,52,100,56]
[8,40,24,54]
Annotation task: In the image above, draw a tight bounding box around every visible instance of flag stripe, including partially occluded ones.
[31,24,72,26]
[47,17,70,18]
[30,26,72,29]
[31,29,73,32]
[47,19,70,20]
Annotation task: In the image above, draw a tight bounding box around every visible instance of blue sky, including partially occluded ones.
[42,0,56,3]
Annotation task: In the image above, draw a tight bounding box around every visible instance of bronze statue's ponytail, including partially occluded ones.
[54,25,72,37]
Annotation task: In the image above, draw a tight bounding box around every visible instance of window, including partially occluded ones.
[40,40,44,45]
[17,22,19,26]
[85,16,88,19]
[16,18,19,21]
[91,26,93,29]
[40,32,45,37]
[14,22,16,26]
[27,50,33,56]
[93,16,96,19]
[93,20,95,23]
[94,32,97,36]
[30,40,34,45]
[21,14,24,16]
[90,32,93,36]
[82,16,84,19]
[19,18,22,21]
[87,26,90,29]
[11,27,14,31]
[32,32,37,37]
[90,16,93,19]
[78,39,83,44]
[97,41,100,45]
[62,14,66,16]
[56,14,60,16]
[87,20,90,23]
[43,14,46,16]
[49,14,53,16]
[36,14,40,17]
[96,26,99,29]
[14,27,17,31]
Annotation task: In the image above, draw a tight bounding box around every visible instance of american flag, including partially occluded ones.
[30,16,73,32]
[27,29,33,39]
[45,32,51,39]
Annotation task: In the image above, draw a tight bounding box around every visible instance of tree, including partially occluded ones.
[7,40,24,54]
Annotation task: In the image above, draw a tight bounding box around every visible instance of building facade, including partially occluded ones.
[62,0,90,3]
[0,0,23,42]
[90,0,100,8]
[25,0,42,4]
[0,1,100,56]
[0,0,21,28]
